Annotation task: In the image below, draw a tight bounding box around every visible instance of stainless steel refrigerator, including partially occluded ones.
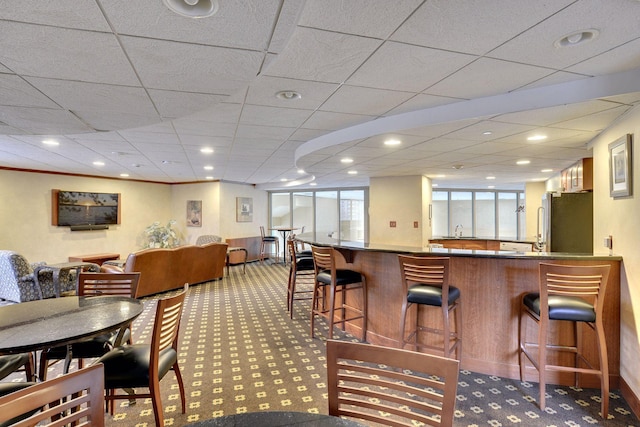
[539,192,593,253]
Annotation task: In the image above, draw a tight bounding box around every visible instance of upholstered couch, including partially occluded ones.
[0,251,76,302]
[104,243,228,298]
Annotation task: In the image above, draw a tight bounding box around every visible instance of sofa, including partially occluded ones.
[105,243,228,298]
[0,250,76,302]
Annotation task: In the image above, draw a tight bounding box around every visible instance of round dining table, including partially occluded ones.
[0,296,143,374]
[188,411,364,426]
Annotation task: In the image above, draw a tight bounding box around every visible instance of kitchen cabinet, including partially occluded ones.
[563,158,592,192]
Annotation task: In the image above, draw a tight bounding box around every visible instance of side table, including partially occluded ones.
[68,253,120,265]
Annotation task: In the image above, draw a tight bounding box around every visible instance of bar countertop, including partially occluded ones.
[300,236,622,261]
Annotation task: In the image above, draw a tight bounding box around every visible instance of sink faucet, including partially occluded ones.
[454,224,463,238]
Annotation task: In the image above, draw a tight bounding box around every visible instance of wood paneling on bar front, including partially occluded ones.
[322,245,620,388]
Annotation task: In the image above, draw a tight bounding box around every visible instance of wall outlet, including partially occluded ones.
[604,235,613,249]
[413,221,419,228]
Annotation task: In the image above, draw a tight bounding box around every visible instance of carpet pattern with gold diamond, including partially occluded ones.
[19,262,639,426]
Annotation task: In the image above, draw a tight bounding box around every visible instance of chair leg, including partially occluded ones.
[173,363,187,413]
[149,378,164,427]
[537,318,547,410]
[595,320,609,417]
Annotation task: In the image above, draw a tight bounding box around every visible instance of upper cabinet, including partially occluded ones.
[561,158,593,192]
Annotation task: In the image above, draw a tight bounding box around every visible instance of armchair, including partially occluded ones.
[0,251,75,302]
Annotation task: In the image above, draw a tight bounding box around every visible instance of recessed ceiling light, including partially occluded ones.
[348,170,358,175]
[527,135,547,141]
[452,164,464,170]
[486,176,495,180]
[119,173,129,178]
[204,165,214,170]
[205,176,214,180]
[341,158,354,164]
[200,147,214,154]
[280,178,288,182]
[93,161,105,166]
[482,131,492,135]
[432,184,439,187]
[310,182,317,186]
[297,169,305,174]
[384,138,401,146]
[276,90,301,100]
[42,139,59,146]
[516,160,531,165]
[162,0,219,18]
[488,185,495,189]
[541,168,553,173]
[554,29,599,48]
[162,160,173,164]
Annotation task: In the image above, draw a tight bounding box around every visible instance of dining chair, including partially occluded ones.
[96,284,188,426]
[398,255,461,359]
[326,339,459,427]
[0,363,105,427]
[519,263,611,417]
[286,239,315,319]
[0,353,34,382]
[38,272,141,380]
[310,246,367,341]
[259,226,279,264]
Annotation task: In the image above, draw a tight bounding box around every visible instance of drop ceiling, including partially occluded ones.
[1,0,640,190]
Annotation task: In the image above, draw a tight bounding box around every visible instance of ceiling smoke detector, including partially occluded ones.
[554,29,599,48]
[162,0,219,18]
[276,90,302,100]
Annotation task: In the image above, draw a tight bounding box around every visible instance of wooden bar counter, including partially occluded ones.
[302,237,621,388]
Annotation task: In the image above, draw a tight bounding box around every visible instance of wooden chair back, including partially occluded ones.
[195,235,222,245]
[326,339,459,427]
[398,256,450,293]
[149,284,188,380]
[539,263,610,316]
[78,272,140,298]
[311,245,334,274]
[0,364,105,426]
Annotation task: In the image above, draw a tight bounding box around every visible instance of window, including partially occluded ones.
[432,189,525,239]
[269,188,368,243]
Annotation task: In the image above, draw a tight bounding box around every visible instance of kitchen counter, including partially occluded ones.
[298,236,621,387]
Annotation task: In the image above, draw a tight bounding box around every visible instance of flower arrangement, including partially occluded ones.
[143,220,179,248]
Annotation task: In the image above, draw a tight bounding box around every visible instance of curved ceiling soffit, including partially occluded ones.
[294,67,640,170]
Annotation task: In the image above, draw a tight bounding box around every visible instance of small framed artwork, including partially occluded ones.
[609,134,633,198]
[236,197,253,222]
[187,200,202,227]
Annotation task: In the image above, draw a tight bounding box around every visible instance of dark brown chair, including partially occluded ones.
[519,263,611,417]
[398,255,461,359]
[0,364,105,427]
[310,246,367,341]
[38,272,140,380]
[259,226,279,264]
[326,339,459,427]
[0,353,34,382]
[96,284,188,426]
[286,239,315,319]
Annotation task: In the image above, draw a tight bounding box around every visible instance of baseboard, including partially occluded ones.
[620,377,640,419]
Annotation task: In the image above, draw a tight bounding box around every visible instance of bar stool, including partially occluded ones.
[286,239,315,319]
[519,263,611,417]
[398,255,461,359]
[310,246,367,341]
[259,226,279,264]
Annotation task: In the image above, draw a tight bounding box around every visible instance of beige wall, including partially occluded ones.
[0,170,264,263]
[370,175,430,246]
[590,103,640,401]
[524,181,546,244]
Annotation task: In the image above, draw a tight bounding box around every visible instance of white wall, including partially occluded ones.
[0,170,264,263]
[590,104,640,401]
[370,176,426,246]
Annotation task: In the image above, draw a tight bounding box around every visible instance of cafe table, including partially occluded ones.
[0,296,143,375]
[269,227,299,263]
[188,411,364,426]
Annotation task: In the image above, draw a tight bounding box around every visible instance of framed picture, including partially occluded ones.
[187,200,202,227]
[609,134,633,198]
[236,197,253,222]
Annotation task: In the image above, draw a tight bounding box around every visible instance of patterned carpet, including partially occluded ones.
[6,261,639,426]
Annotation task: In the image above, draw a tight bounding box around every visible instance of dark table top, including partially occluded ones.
[188,411,364,426]
[0,296,143,354]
